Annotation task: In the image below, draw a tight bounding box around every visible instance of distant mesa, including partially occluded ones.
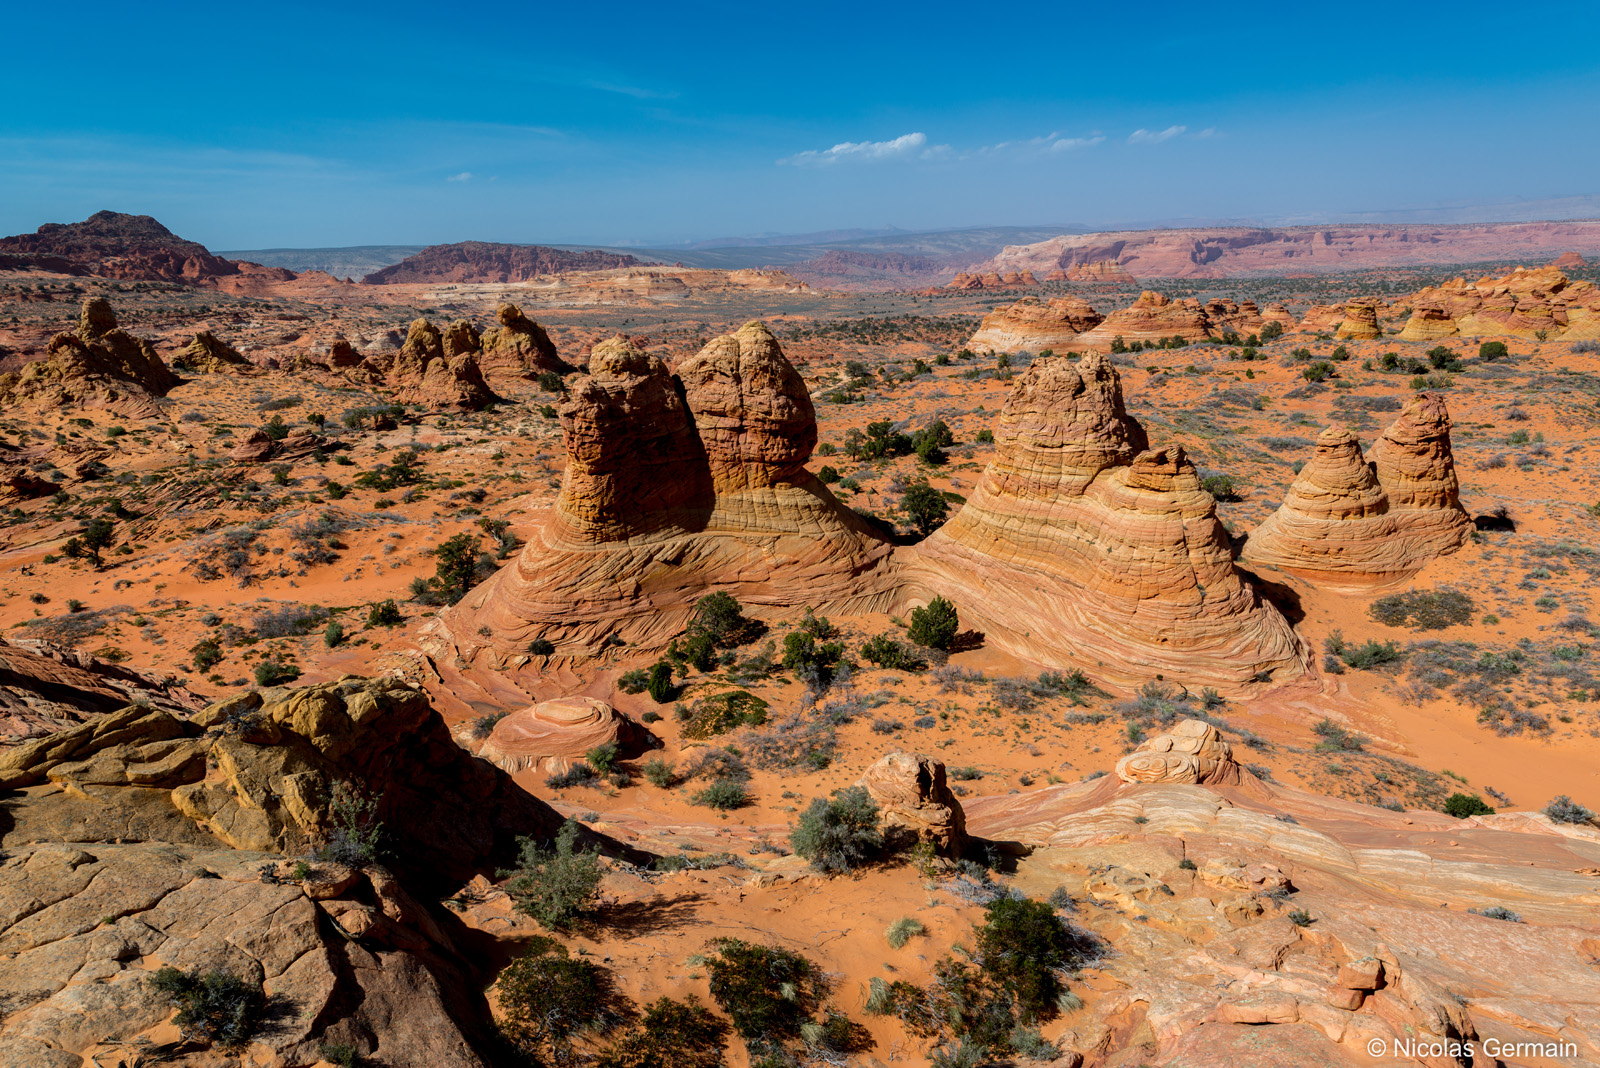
[1397,265,1600,341]
[901,352,1305,690]
[0,296,178,416]
[0,210,292,284]
[1063,258,1135,283]
[1245,395,1473,588]
[361,240,644,284]
[945,269,1037,291]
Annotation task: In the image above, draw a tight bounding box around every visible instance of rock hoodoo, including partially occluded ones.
[1063,258,1135,283]
[901,353,1305,690]
[480,302,572,377]
[857,751,967,859]
[965,296,1104,353]
[1246,395,1472,587]
[0,297,178,416]
[475,696,640,775]
[1334,299,1383,340]
[383,317,500,411]
[426,322,898,673]
[171,329,250,372]
[1075,291,1217,349]
[1115,719,1242,785]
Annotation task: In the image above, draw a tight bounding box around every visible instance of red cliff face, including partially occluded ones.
[362,241,642,284]
[0,210,276,283]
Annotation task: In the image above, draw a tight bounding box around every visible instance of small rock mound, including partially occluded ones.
[1115,719,1242,785]
[1077,290,1215,348]
[1334,299,1382,340]
[857,751,967,859]
[476,696,640,774]
[481,302,572,376]
[229,428,328,463]
[966,296,1105,353]
[384,317,500,410]
[171,329,250,372]
[0,297,178,416]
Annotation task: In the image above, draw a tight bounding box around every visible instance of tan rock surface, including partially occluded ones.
[1334,300,1383,340]
[170,329,250,372]
[476,695,640,774]
[1076,290,1215,349]
[479,302,571,376]
[1115,719,1243,785]
[1245,402,1471,588]
[966,296,1104,353]
[856,750,967,858]
[1062,258,1134,283]
[901,353,1305,690]
[0,298,178,417]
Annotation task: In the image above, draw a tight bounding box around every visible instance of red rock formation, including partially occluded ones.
[229,429,328,464]
[1261,302,1296,330]
[480,303,571,376]
[946,271,986,290]
[1400,265,1592,340]
[1043,269,1069,282]
[171,330,250,372]
[1245,397,1471,588]
[1298,304,1347,334]
[857,751,967,858]
[1064,259,1135,283]
[0,297,178,416]
[363,241,643,284]
[1334,299,1383,340]
[1076,291,1215,349]
[1204,298,1266,334]
[425,324,898,673]
[384,318,499,411]
[901,353,1304,690]
[0,210,267,283]
[475,696,640,774]
[1551,251,1587,269]
[1115,719,1242,785]
[966,296,1105,353]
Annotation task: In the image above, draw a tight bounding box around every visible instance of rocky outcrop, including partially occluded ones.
[1063,259,1134,283]
[480,303,572,376]
[1245,398,1472,587]
[966,296,1105,353]
[0,210,264,283]
[1115,719,1242,785]
[229,428,328,463]
[0,297,178,416]
[901,353,1304,690]
[0,637,201,742]
[384,317,500,411]
[1298,304,1348,334]
[1203,298,1265,335]
[426,324,898,676]
[476,696,641,774]
[363,241,642,284]
[1334,300,1382,340]
[945,269,1036,290]
[170,329,250,372]
[1075,291,1216,349]
[857,751,967,859]
[1397,301,1457,341]
[1398,266,1600,341]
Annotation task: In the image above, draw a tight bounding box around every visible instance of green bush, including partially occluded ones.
[528,637,555,656]
[253,659,300,686]
[1200,473,1238,501]
[817,464,841,484]
[147,967,266,1050]
[323,620,344,648]
[790,786,882,873]
[683,690,768,739]
[365,600,404,627]
[496,937,619,1063]
[646,660,676,703]
[703,939,826,1051]
[908,596,960,650]
[642,758,678,788]
[312,782,386,866]
[1444,793,1495,818]
[1301,360,1335,382]
[859,634,926,671]
[902,483,950,535]
[692,779,751,810]
[1479,340,1509,361]
[1544,795,1595,824]
[598,995,728,1068]
[974,897,1083,1021]
[191,638,223,671]
[500,819,604,929]
[1370,588,1474,630]
[586,742,619,774]
[885,916,926,949]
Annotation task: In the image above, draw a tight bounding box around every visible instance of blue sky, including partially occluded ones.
[3,1,1598,248]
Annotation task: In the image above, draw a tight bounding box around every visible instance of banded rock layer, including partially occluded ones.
[902,353,1304,690]
[1245,395,1471,587]
[966,296,1104,353]
[1398,266,1600,341]
[430,322,898,666]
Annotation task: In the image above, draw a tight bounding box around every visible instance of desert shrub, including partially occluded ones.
[860,634,926,671]
[1301,360,1335,382]
[1341,639,1405,670]
[641,758,678,788]
[908,595,960,650]
[790,786,882,873]
[817,464,841,484]
[528,637,555,656]
[1469,906,1522,922]
[646,660,676,703]
[1545,794,1596,824]
[1370,588,1474,630]
[546,763,597,789]
[1444,792,1495,818]
[323,620,344,647]
[781,629,845,689]
[903,483,950,535]
[692,778,751,810]
[253,659,300,686]
[252,601,328,638]
[1288,908,1314,927]
[688,591,762,647]
[1035,669,1101,705]
[739,711,837,771]
[1311,718,1365,752]
[1479,340,1509,361]
[597,995,728,1068]
[618,668,650,694]
[191,638,223,671]
[147,967,266,1050]
[411,532,493,605]
[684,690,769,739]
[1200,473,1238,500]
[497,937,623,1064]
[703,939,826,1054]
[365,600,404,627]
[586,742,619,774]
[312,782,386,866]
[886,916,926,948]
[974,897,1097,1021]
[1427,346,1462,371]
[500,819,603,929]
[472,711,508,739]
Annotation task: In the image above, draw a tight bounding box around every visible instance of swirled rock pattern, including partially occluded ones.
[427,325,898,671]
[476,696,640,774]
[1246,397,1471,587]
[901,353,1304,691]
[1077,291,1215,348]
[966,296,1104,353]
[1115,719,1241,785]
[857,751,967,858]
[1334,300,1382,340]
[1398,266,1600,340]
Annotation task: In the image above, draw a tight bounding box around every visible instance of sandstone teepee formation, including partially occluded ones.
[901,353,1306,690]
[966,296,1104,353]
[1244,394,1472,588]
[429,322,898,667]
[0,297,178,417]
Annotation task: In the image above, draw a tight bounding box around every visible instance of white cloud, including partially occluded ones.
[587,81,678,101]
[1048,135,1105,153]
[779,132,946,167]
[446,171,473,182]
[1128,126,1187,145]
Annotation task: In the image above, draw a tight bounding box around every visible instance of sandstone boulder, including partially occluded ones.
[1244,404,1471,588]
[1076,290,1216,349]
[0,298,178,417]
[229,428,328,464]
[480,302,571,376]
[966,296,1105,353]
[384,317,500,411]
[857,751,967,858]
[171,329,250,372]
[1334,300,1382,340]
[1116,719,1242,785]
[476,696,640,774]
